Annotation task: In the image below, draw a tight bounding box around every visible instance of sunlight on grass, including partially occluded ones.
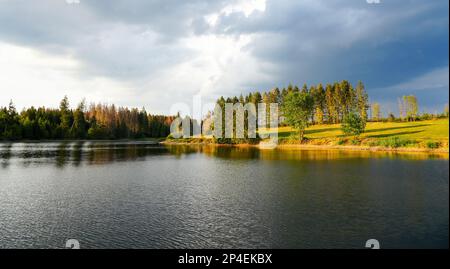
[264,119,449,148]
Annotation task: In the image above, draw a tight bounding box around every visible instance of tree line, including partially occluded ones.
[0,96,174,140]
[215,81,448,125]
[215,80,370,126]
[211,81,370,140]
[212,80,447,140]
[2,82,447,141]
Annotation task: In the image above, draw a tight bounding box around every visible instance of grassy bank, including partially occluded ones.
[164,119,449,153]
[274,119,449,150]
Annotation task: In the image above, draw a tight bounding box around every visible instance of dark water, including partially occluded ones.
[0,141,448,249]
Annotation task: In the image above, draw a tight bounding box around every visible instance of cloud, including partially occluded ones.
[0,42,133,109]
[208,0,448,85]
[370,66,449,114]
[0,0,448,113]
[385,66,449,92]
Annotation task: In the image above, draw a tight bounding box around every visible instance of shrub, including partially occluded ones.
[377,137,416,148]
[387,113,396,122]
[425,141,441,149]
[341,112,366,136]
[87,125,109,139]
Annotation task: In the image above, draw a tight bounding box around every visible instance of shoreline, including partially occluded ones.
[275,143,449,154]
[161,140,449,154]
[0,138,164,143]
[1,139,448,154]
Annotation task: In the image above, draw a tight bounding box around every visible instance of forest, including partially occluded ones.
[209,80,443,142]
[214,80,431,125]
[0,96,174,140]
[1,80,446,141]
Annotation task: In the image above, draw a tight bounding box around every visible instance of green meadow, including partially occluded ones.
[275,119,449,149]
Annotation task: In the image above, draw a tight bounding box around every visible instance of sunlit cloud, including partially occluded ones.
[0,42,131,109]
[0,0,447,113]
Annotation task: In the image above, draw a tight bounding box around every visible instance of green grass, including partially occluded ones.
[166,119,449,150]
[273,119,449,149]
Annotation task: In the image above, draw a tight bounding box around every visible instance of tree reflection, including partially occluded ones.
[56,142,70,168]
[0,143,12,168]
[72,142,84,167]
[0,141,447,169]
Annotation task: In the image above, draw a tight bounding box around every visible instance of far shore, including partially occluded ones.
[161,119,449,155]
[160,140,449,154]
[0,138,164,143]
[1,137,448,155]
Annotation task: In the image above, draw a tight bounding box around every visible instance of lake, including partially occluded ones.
[0,141,448,249]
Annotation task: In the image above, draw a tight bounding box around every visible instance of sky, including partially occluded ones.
[0,0,448,115]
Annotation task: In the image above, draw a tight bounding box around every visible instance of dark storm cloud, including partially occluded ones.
[0,0,448,112]
[0,0,228,80]
[85,0,226,36]
[210,0,448,91]
[246,1,447,111]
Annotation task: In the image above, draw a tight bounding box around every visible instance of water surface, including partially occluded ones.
[0,141,448,248]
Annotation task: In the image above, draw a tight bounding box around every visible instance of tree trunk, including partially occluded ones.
[299,130,304,142]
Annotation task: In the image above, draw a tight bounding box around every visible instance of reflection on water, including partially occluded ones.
[0,141,448,249]
[0,142,447,168]
[0,141,169,168]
